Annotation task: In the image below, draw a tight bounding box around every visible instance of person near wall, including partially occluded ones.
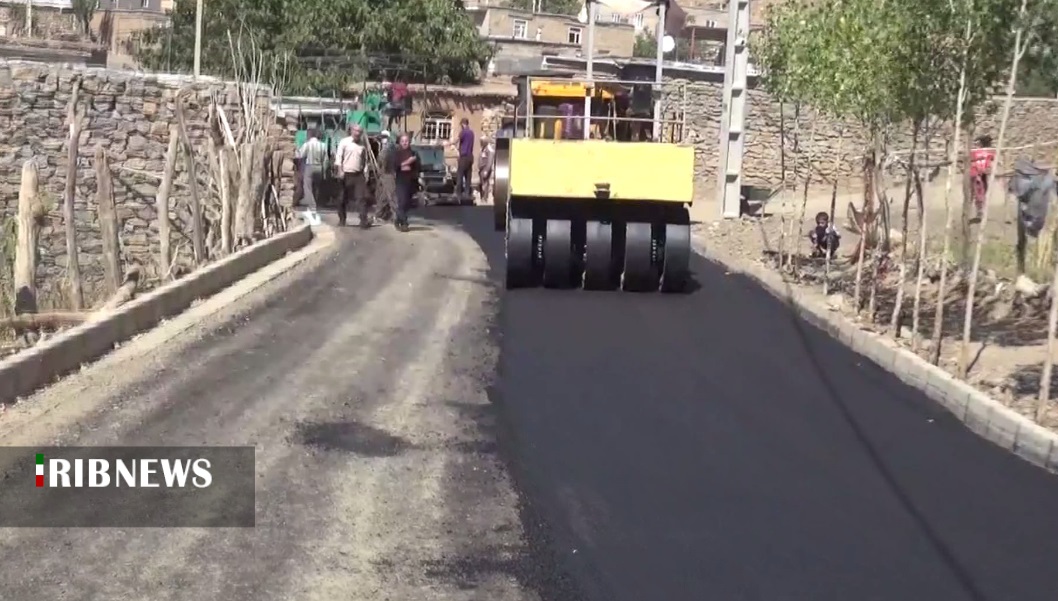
[391,133,421,233]
[335,123,371,228]
[453,118,475,204]
[294,128,325,226]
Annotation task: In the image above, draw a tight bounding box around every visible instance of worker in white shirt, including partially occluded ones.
[335,124,371,228]
[294,128,326,225]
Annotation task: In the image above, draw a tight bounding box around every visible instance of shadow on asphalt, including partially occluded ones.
[292,420,414,457]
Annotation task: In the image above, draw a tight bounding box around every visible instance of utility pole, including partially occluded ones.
[193,0,203,78]
[716,0,750,218]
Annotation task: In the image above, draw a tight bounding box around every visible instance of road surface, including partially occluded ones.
[2,206,1058,601]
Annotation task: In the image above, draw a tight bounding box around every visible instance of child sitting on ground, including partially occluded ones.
[809,211,840,259]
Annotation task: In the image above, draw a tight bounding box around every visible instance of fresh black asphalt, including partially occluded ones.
[438,206,1058,601]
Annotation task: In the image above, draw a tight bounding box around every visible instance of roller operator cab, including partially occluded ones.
[493,74,695,293]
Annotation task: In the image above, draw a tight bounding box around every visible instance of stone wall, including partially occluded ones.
[0,61,287,310]
[670,75,1058,201]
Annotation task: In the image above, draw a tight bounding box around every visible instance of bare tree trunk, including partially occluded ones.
[823,128,846,295]
[98,265,141,311]
[867,134,890,323]
[95,146,121,296]
[175,93,205,265]
[911,125,932,351]
[63,78,83,311]
[852,140,877,314]
[219,145,233,255]
[14,160,40,315]
[930,19,973,367]
[960,133,974,268]
[891,125,920,336]
[235,141,256,244]
[958,0,1029,379]
[777,100,790,270]
[793,121,820,277]
[157,126,179,281]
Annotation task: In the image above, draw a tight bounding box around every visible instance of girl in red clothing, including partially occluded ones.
[969,135,996,219]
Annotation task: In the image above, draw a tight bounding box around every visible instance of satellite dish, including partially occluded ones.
[661,35,676,53]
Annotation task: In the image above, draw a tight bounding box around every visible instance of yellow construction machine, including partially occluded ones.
[493,0,694,292]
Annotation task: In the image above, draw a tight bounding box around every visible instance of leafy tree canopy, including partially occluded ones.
[134,0,492,95]
[753,0,1053,130]
[633,32,700,62]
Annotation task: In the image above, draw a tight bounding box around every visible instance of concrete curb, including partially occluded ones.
[0,224,317,406]
[693,237,1058,474]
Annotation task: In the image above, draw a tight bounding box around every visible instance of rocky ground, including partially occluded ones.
[694,180,1058,431]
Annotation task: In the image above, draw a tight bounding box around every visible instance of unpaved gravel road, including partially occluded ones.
[0,217,542,601]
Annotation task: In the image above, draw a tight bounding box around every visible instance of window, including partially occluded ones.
[141,0,150,8]
[512,19,528,39]
[631,13,644,28]
[610,12,624,23]
[421,118,453,143]
[567,26,582,45]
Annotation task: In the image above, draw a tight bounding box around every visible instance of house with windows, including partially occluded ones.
[466,4,636,75]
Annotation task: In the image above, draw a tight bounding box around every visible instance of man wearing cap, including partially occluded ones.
[377,130,397,221]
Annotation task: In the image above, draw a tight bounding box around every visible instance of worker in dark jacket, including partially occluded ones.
[390,133,420,232]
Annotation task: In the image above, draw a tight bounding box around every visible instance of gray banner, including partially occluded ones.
[0,447,255,527]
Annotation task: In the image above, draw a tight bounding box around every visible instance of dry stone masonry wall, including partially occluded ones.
[669,76,1058,200]
[0,61,290,309]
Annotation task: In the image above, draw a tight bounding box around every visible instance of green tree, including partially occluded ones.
[71,0,95,38]
[506,0,582,15]
[133,0,492,95]
[632,32,698,61]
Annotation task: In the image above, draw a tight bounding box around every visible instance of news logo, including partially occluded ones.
[2,446,254,527]
[34,453,213,489]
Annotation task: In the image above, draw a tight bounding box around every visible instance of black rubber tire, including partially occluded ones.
[506,217,537,289]
[622,222,660,292]
[542,219,574,288]
[583,220,615,290]
[660,223,691,293]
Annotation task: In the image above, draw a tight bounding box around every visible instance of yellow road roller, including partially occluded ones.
[493,0,694,293]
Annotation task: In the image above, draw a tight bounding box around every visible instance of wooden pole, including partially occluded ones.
[175,94,205,265]
[219,146,233,254]
[157,125,179,280]
[95,146,121,296]
[14,160,39,315]
[193,0,203,78]
[63,79,83,311]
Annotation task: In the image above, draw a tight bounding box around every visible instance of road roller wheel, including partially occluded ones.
[622,222,660,292]
[542,219,575,288]
[506,217,538,288]
[583,220,616,290]
[660,223,691,293]
[492,140,511,231]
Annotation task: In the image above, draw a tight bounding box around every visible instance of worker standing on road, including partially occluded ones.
[335,124,370,228]
[454,118,475,204]
[294,128,325,225]
[391,133,421,232]
[377,130,397,221]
